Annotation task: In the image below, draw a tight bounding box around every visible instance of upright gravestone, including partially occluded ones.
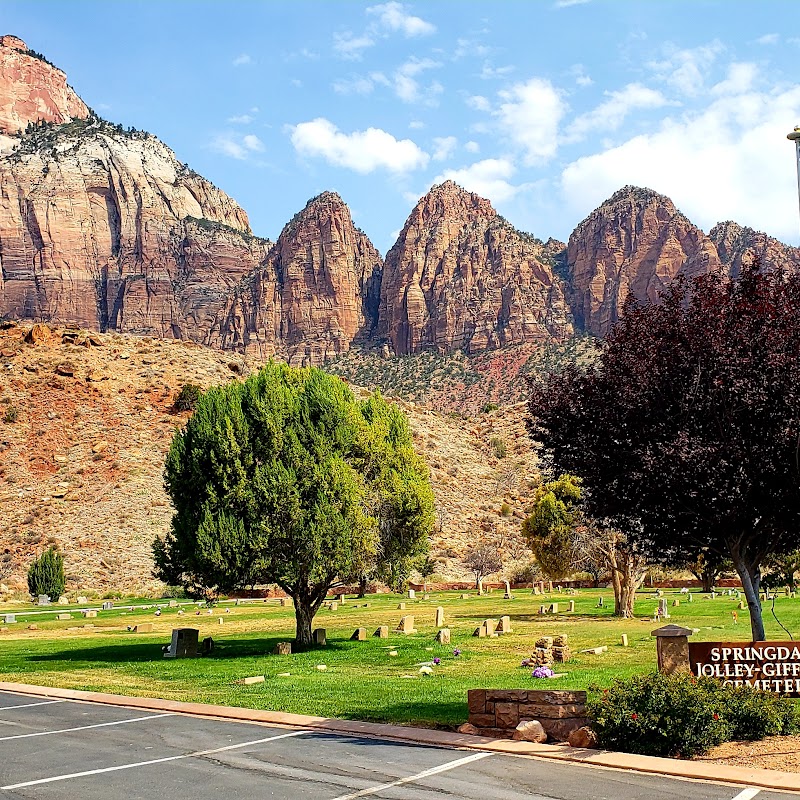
[504,580,513,600]
[435,628,450,644]
[37,595,50,606]
[350,627,367,641]
[102,601,113,611]
[496,615,511,634]
[477,580,484,596]
[373,625,389,639]
[313,628,327,646]
[435,607,444,627]
[568,600,575,612]
[657,598,670,619]
[687,593,693,603]
[408,589,415,600]
[3,614,15,624]
[396,615,415,634]
[163,628,199,659]
[57,596,69,605]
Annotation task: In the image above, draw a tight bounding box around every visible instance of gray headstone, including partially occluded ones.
[37,595,50,606]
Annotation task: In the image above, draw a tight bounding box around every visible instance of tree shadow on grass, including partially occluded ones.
[26,636,352,664]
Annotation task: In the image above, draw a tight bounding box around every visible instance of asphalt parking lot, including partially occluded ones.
[0,689,791,799]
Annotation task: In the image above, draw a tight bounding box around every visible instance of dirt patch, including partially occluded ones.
[695,735,800,772]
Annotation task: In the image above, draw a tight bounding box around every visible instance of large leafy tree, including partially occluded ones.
[156,363,434,647]
[522,474,646,616]
[529,265,800,640]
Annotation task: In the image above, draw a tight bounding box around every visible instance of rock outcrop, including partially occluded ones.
[215,192,382,364]
[710,220,800,278]
[378,181,572,355]
[566,186,721,336]
[0,117,270,340]
[0,35,89,134]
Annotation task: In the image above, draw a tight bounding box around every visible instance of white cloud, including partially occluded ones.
[480,62,515,80]
[409,120,425,129]
[232,53,253,67]
[464,140,480,153]
[647,40,725,96]
[496,77,566,165]
[554,0,591,7]
[567,83,670,142]
[454,38,490,60]
[228,114,254,124]
[366,2,436,37]
[570,64,593,87]
[394,57,442,103]
[560,85,800,244]
[466,94,490,112]
[333,32,375,60]
[435,158,520,203]
[333,73,387,95]
[711,62,758,96]
[290,118,429,174]
[756,33,779,45]
[242,134,264,152]
[432,136,458,161]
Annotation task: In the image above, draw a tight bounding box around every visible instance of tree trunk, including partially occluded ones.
[358,575,368,598]
[293,598,316,648]
[731,549,765,641]
[701,570,715,593]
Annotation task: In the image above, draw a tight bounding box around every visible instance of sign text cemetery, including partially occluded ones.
[689,641,800,695]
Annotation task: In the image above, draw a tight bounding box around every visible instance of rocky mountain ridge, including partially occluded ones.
[1,35,799,367]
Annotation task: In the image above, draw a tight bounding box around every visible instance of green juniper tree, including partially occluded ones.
[155,362,434,647]
[27,546,65,601]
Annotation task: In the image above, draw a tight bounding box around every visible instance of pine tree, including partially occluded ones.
[27,546,66,601]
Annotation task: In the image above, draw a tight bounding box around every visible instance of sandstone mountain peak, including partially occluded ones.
[379,183,571,355]
[0,36,89,134]
[215,190,383,365]
[709,219,800,277]
[566,184,719,336]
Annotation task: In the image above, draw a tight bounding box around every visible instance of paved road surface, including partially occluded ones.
[0,689,790,799]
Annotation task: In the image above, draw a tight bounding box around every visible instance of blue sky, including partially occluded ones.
[3,0,800,250]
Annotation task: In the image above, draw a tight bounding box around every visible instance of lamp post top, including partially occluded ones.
[789,126,800,142]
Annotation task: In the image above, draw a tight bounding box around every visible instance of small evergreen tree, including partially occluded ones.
[27,546,66,601]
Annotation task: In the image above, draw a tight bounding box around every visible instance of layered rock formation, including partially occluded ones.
[0,118,270,340]
[0,35,89,134]
[566,186,721,336]
[710,220,800,278]
[378,181,572,355]
[214,192,383,364]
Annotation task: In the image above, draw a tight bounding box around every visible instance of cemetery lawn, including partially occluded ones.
[1,589,798,728]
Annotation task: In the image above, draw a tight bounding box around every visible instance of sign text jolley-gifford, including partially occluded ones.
[689,642,800,695]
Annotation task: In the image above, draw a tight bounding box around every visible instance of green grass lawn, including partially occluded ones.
[1,588,797,728]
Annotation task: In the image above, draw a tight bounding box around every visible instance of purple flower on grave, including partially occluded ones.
[532,666,555,679]
[453,648,461,657]
[433,657,441,665]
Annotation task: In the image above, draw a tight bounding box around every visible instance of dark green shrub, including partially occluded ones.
[489,436,506,459]
[27,546,66,601]
[174,383,202,411]
[481,402,499,413]
[587,672,729,757]
[3,405,18,423]
[588,671,800,758]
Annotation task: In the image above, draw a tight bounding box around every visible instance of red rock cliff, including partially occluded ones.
[0,35,89,134]
[0,119,269,339]
[378,181,572,355]
[566,186,721,336]
[215,192,382,364]
[710,220,800,278]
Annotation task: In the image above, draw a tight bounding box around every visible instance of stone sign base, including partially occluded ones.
[466,689,588,742]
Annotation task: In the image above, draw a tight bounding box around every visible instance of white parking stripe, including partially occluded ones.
[0,712,173,741]
[0,699,67,711]
[730,789,760,800]
[0,729,307,790]
[329,751,494,800]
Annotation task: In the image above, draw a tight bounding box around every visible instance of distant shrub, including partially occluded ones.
[500,502,512,517]
[3,405,18,423]
[481,402,499,413]
[587,671,800,758]
[27,546,66,601]
[489,436,507,459]
[175,383,202,411]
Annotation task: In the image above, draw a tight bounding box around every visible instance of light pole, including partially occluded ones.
[789,125,800,238]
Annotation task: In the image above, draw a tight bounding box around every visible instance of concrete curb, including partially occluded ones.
[2,681,799,793]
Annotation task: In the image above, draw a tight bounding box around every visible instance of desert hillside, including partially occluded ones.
[0,322,536,596]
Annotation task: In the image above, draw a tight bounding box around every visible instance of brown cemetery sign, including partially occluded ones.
[689,641,800,696]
